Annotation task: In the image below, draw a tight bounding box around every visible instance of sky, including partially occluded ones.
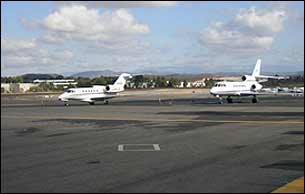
[1,1,304,76]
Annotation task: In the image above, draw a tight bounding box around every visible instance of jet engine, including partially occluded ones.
[241,75,256,81]
[105,85,123,93]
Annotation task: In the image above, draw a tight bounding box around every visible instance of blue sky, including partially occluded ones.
[1,1,304,76]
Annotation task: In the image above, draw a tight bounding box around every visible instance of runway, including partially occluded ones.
[1,90,304,192]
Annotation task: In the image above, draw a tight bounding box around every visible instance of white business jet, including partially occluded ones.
[210,59,288,103]
[58,73,132,105]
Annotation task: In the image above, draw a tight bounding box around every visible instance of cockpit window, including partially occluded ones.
[214,83,226,87]
[67,90,74,93]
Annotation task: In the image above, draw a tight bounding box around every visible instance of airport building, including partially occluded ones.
[192,78,207,88]
[1,83,38,93]
[1,79,78,93]
[33,79,78,88]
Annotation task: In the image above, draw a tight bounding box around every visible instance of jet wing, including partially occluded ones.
[256,75,289,80]
[90,95,118,101]
[80,98,94,103]
[238,90,301,96]
[80,93,119,102]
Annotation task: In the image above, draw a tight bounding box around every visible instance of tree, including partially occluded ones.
[76,77,92,87]
[92,77,107,85]
[55,75,64,79]
[167,78,180,88]
[154,76,167,88]
[14,76,24,83]
[38,82,55,91]
[205,78,217,88]
[133,75,144,88]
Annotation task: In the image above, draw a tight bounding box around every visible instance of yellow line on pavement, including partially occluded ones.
[2,115,304,125]
[272,177,304,193]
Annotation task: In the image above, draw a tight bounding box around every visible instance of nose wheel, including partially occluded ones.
[216,95,223,104]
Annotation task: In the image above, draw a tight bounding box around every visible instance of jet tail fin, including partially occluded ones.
[105,73,132,93]
[106,73,132,93]
[113,73,132,87]
[252,59,261,77]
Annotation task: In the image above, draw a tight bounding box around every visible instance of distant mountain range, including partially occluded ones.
[69,69,177,78]
[71,70,124,78]
[21,73,63,83]
[69,70,304,78]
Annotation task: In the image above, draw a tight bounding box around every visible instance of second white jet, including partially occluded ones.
[58,73,132,105]
[210,59,288,103]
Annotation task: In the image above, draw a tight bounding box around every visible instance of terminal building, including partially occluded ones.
[33,79,78,88]
[1,79,78,93]
[1,83,38,93]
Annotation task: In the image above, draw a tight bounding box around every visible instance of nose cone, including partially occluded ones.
[210,87,216,95]
[58,93,66,101]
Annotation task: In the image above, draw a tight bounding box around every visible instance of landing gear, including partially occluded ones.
[64,103,70,106]
[252,96,258,103]
[216,95,223,104]
[226,96,233,104]
[104,100,109,105]
[89,102,95,105]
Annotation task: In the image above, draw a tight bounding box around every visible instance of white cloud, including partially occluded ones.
[5,55,34,66]
[201,25,274,51]
[235,7,285,34]
[1,37,74,72]
[199,7,286,53]
[38,33,66,44]
[1,38,37,52]
[42,5,150,42]
[56,1,178,8]
[20,17,39,29]
[56,50,74,60]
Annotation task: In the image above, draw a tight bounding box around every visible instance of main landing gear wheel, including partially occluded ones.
[64,103,70,106]
[104,100,109,105]
[226,97,233,104]
[252,98,258,103]
[89,102,95,105]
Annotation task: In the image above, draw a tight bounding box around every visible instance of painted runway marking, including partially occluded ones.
[272,177,304,193]
[118,144,160,152]
[1,115,304,125]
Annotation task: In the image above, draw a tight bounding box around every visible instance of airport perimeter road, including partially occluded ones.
[1,95,304,193]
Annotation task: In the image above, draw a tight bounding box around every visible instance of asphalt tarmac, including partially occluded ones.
[1,91,304,193]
